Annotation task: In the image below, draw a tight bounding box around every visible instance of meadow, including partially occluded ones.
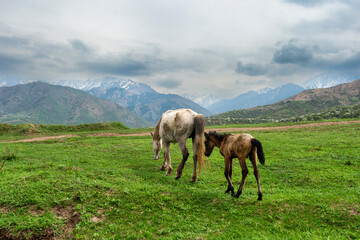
[0,121,359,239]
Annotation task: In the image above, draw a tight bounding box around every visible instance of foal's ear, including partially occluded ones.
[150,132,154,137]
[204,132,209,139]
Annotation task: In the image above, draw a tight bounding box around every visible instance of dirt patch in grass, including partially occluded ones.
[0,206,15,214]
[0,205,81,240]
[51,205,81,238]
[0,228,56,240]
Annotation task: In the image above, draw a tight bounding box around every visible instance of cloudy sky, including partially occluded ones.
[0,0,359,98]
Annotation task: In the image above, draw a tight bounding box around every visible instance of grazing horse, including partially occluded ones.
[204,131,265,200]
[151,109,206,182]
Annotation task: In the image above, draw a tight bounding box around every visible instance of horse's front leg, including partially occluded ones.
[175,141,189,180]
[163,142,173,175]
[160,157,166,171]
[224,157,234,194]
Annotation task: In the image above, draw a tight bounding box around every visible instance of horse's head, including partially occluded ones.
[151,132,162,160]
[204,132,216,157]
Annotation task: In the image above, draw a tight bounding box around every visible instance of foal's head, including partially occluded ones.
[204,131,230,157]
[204,131,217,157]
[151,132,162,160]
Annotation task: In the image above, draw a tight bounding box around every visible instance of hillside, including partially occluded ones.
[208,83,305,114]
[207,79,360,125]
[0,82,150,128]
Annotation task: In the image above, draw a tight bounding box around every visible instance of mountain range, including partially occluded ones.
[0,82,149,128]
[206,72,360,114]
[1,71,359,127]
[0,77,212,125]
[207,79,360,125]
[54,78,212,124]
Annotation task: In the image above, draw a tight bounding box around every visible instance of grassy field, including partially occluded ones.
[0,121,359,239]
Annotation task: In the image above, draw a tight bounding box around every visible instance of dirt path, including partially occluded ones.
[4,120,360,143]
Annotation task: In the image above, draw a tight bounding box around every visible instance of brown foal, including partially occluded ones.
[204,131,265,201]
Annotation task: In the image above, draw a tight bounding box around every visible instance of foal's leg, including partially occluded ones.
[250,148,263,201]
[175,140,189,180]
[224,157,235,194]
[163,142,173,175]
[233,156,248,198]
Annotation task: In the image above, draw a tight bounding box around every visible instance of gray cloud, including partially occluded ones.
[80,57,151,76]
[273,40,316,64]
[235,61,268,76]
[69,39,91,53]
[0,53,27,72]
[283,0,332,7]
[0,34,162,79]
[156,79,182,89]
[0,35,29,47]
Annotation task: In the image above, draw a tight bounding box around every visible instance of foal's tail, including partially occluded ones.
[251,138,265,165]
[194,114,207,172]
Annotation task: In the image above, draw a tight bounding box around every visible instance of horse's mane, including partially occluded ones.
[153,116,162,141]
[208,131,231,141]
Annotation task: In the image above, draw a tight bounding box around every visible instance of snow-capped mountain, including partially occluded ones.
[208,83,305,114]
[0,76,31,87]
[55,77,156,94]
[302,72,360,90]
[182,94,221,108]
[256,87,272,94]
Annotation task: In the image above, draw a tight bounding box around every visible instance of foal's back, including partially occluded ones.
[221,133,254,157]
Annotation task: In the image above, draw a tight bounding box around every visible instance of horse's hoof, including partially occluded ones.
[232,190,241,198]
[191,176,197,182]
[160,167,166,171]
[175,175,181,180]
[258,193,263,201]
[225,187,234,194]
[165,168,173,176]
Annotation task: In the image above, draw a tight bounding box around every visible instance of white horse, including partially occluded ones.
[151,109,206,182]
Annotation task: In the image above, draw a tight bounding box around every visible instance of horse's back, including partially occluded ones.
[160,109,198,142]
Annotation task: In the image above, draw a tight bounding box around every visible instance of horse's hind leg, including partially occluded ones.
[163,142,173,176]
[191,137,199,182]
[250,148,263,201]
[224,157,235,194]
[233,156,248,198]
[175,140,189,180]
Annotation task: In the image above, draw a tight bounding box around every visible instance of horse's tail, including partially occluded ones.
[194,114,207,172]
[251,138,265,165]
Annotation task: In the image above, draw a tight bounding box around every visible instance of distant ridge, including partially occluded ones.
[302,72,360,89]
[207,79,360,125]
[0,82,150,128]
[208,83,305,114]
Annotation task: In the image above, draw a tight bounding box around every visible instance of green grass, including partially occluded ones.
[0,122,359,239]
